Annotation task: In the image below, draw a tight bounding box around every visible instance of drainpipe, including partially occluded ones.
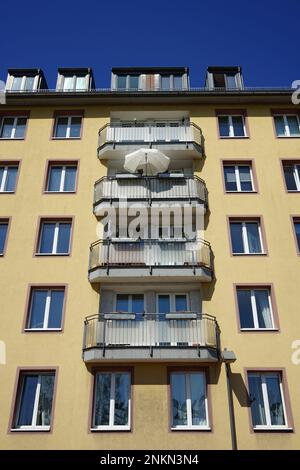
[222,350,237,450]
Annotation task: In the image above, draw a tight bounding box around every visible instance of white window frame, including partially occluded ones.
[26,288,64,331]
[38,221,71,255]
[274,114,300,137]
[224,164,254,192]
[156,293,190,313]
[53,116,82,139]
[238,288,275,330]
[10,75,38,92]
[61,74,88,91]
[0,164,18,192]
[46,164,77,192]
[284,163,300,191]
[13,373,55,431]
[231,220,264,254]
[170,371,210,431]
[0,116,27,139]
[91,372,131,431]
[219,115,247,138]
[114,293,145,313]
[249,372,289,430]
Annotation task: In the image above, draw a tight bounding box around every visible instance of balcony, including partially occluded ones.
[93,174,208,214]
[89,238,213,283]
[83,313,220,362]
[97,121,203,159]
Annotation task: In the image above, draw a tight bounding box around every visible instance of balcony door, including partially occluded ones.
[157,293,189,319]
[115,294,144,320]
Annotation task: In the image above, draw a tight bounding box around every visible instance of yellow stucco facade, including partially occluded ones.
[0,81,299,450]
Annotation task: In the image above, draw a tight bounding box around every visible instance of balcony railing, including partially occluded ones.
[89,238,213,273]
[98,121,203,149]
[94,175,208,207]
[83,313,220,360]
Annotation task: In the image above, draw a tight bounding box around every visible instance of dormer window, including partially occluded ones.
[213,72,237,90]
[62,75,87,91]
[205,66,243,91]
[11,75,35,91]
[56,68,94,92]
[112,68,189,91]
[6,69,46,92]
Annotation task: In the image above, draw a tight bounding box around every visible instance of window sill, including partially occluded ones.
[90,426,131,432]
[225,191,257,194]
[240,328,278,332]
[34,253,70,257]
[0,191,15,194]
[51,137,81,140]
[276,136,300,139]
[0,138,25,141]
[232,252,267,256]
[171,426,211,432]
[253,427,293,433]
[43,191,76,194]
[11,427,51,432]
[219,136,249,139]
[24,328,62,332]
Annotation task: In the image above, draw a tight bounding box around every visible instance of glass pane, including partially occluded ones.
[224,166,237,191]
[239,166,253,191]
[284,165,297,190]
[274,116,285,136]
[1,118,14,138]
[190,373,207,426]
[54,117,68,138]
[175,294,187,311]
[132,294,144,315]
[116,294,129,312]
[56,223,71,253]
[36,375,55,426]
[294,222,300,251]
[230,223,244,253]
[171,373,187,426]
[48,290,64,328]
[16,375,38,426]
[69,117,81,138]
[117,75,127,89]
[237,289,255,328]
[287,116,300,136]
[218,116,230,137]
[12,76,23,90]
[63,76,74,90]
[0,167,4,187]
[248,375,267,426]
[5,167,18,191]
[129,76,139,90]
[94,373,111,426]
[39,223,55,253]
[24,76,35,91]
[232,116,245,136]
[254,290,273,328]
[14,118,27,138]
[266,375,285,425]
[246,222,262,253]
[161,75,170,90]
[48,167,62,191]
[64,166,77,191]
[75,76,86,90]
[114,373,130,426]
[173,75,183,90]
[158,294,170,314]
[0,223,8,254]
[226,73,237,89]
[29,290,48,328]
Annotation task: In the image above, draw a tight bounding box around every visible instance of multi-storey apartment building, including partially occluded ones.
[0,65,299,450]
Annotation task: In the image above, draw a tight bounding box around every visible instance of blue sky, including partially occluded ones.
[0,0,298,88]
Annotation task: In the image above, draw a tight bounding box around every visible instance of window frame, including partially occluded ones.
[229,218,265,255]
[114,293,145,313]
[35,218,73,256]
[236,287,276,331]
[0,162,20,193]
[61,74,88,92]
[11,369,57,432]
[291,216,300,254]
[0,217,10,256]
[156,293,190,313]
[91,369,132,432]
[52,115,83,140]
[247,371,291,431]
[273,114,300,138]
[223,163,255,192]
[24,286,66,332]
[281,161,300,192]
[44,161,78,193]
[169,369,210,431]
[218,114,247,138]
[0,116,28,140]
[10,75,38,92]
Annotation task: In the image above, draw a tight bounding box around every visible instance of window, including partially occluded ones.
[248,372,289,430]
[282,162,300,191]
[0,164,18,192]
[26,288,65,330]
[213,72,237,90]
[274,115,300,137]
[11,75,36,91]
[46,163,77,192]
[116,294,144,319]
[292,218,300,252]
[157,294,189,316]
[170,371,209,430]
[229,220,264,254]
[12,371,55,431]
[37,220,72,255]
[0,116,27,139]
[116,75,127,89]
[128,75,139,90]
[160,74,183,90]
[53,116,82,139]
[218,115,246,137]
[0,220,9,255]
[236,288,275,330]
[92,371,131,431]
[62,75,87,91]
[223,164,254,192]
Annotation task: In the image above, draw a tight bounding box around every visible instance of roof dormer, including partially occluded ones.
[56,67,95,91]
[205,66,244,90]
[6,68,47,92]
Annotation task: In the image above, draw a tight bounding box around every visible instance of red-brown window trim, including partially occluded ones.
[0,160,21,194]
[43,160,79,194]
[215,109,250,139]
[221,159,259,193]
[227,215,268,256]
[0,217,11,256]
[291,216,300,255]
[51,110,84,140]
[34,216,74,257]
